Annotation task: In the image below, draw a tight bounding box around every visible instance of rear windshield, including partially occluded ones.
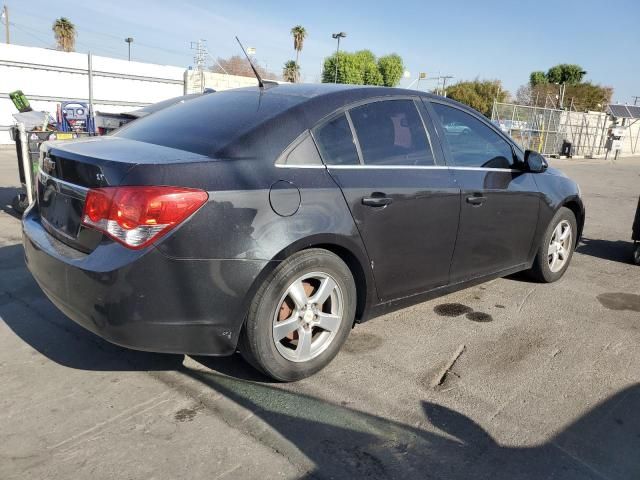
[114,89,304,157]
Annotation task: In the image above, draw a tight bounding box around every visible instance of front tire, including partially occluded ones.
[528,207,577,282]
[239,249,356,381]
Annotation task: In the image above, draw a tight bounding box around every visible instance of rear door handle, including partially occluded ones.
[466,194,486,206]
[362,195,393,207]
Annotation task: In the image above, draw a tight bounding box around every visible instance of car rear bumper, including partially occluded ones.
[22,207,271,356]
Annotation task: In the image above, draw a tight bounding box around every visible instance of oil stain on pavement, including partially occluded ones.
[434,303,493,322]
[343,332,384,354]
[466,312,493,323]
[174,408,198,422]
[433,303,473,317]
[597,292,640,312]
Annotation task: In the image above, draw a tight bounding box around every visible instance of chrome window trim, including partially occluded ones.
[275,164,326,169]
[38,169,89,198]
[325,164,521,173]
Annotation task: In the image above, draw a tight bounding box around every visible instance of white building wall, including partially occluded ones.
[0,43,185,144]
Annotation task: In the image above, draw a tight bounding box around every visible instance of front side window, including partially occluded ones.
[431,102,515,169]
[313,113,360,165]
[349,100,434,166]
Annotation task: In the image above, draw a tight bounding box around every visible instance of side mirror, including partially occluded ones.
[524,150,548,173]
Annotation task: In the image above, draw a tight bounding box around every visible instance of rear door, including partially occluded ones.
[312,98,460,302]
[426,100,540,283]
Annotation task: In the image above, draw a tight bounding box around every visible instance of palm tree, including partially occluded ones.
[52,17,76,52]
[290,25,307,81]
[282,60,299,83]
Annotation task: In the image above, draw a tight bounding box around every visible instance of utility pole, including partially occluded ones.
[2,5,9,44]
[440,75,453,97]
[633,96,640,106]
[125,37,133,61]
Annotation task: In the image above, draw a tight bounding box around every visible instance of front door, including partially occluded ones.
[312,98,460,302]
[427,100,540,283]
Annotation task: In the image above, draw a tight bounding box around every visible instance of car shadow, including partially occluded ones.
[1,241,639,478]
[576,237,635,264]
[177,365,640,479]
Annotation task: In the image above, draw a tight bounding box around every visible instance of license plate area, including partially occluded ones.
[37,174,85,239]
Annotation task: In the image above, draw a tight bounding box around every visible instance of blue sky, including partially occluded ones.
[4,0,639,103]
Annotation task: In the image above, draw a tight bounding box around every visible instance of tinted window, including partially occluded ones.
[114,90,305,157]
[431,102,515,168]
[313,113,360,165]
[349,100,434,166]
[277,133,323,166]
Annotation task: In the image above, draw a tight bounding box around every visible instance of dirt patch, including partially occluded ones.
[434,303,473,317]
[343,332,383,354]
[597,292,640,312]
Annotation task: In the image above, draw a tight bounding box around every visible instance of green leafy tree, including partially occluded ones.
[445,79,509,117]
[529,64,587,87]
[321,50,404,86]
[546,64,586,85]
[52,17,76,52]
[282,60,299,83]
[290,25,307,81]
[377,54,404,87]
[522,64,610,110]
[529,71,547,86]
[363,63,384,86]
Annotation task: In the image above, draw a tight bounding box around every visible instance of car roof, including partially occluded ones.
[114,83,474,162]
[232,82,437,101]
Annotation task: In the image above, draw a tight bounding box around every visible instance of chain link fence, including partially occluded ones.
[491,102,614,157]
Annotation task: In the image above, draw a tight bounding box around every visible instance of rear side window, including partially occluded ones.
[430,102,515,169]
[277,132,323,166]
[313,113,360,165]
[349,99,434,166]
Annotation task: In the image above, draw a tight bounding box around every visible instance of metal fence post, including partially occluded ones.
[17,122,34,205]
[88,52,94,123]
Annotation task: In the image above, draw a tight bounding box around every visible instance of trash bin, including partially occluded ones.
[561,140,573,158]
[9,126,91,214]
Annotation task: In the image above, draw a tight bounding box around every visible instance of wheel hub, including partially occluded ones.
[272,272,344,363]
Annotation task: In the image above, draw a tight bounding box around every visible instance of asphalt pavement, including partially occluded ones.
[1,146,639,479]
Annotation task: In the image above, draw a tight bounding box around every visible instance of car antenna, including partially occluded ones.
[235,36,277,89]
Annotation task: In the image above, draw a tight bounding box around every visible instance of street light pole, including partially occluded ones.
[125,37,133,61]
[2,5,9,44]
[331,32,346,83]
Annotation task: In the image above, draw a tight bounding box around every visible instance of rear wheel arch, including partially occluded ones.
[308,243,369,322]
[245,236,372,328]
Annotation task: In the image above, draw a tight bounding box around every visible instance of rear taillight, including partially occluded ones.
[82,186,208,249]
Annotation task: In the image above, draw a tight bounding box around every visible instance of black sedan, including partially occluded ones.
[23,84,584,381]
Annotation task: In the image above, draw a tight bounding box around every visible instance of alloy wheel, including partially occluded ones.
[548,220,572,273]
[272,272,344,363]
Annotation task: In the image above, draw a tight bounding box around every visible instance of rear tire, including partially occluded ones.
[527,207,577,282]
[239,249,356,382]
[633,243,640,266]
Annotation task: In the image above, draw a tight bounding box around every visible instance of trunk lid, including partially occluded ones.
[37,136,210,251]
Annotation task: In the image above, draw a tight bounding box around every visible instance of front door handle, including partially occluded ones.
[362,194,393,207]
[466,194,486,206]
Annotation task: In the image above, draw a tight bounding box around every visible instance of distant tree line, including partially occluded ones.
[518,63,612,111]
[321,50,404,87]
